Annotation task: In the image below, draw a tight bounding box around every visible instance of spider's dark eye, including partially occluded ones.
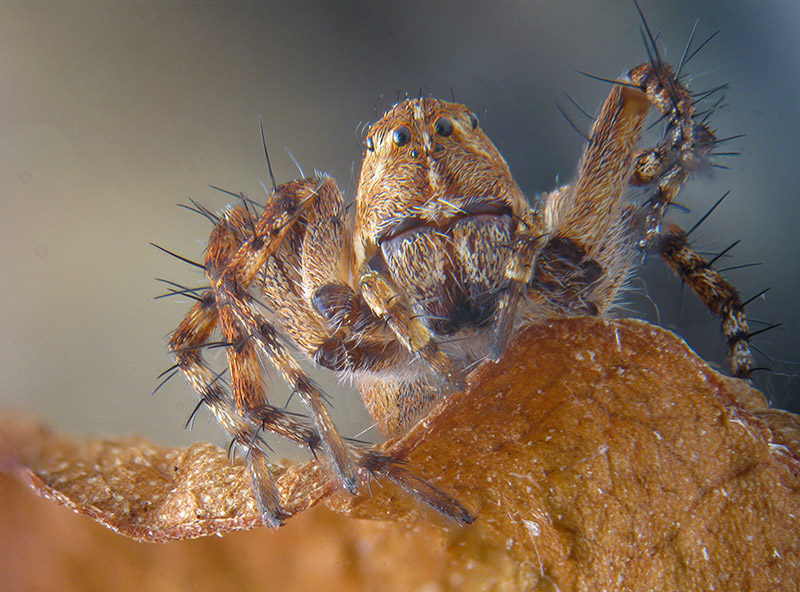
[392,125,411,147]
[468,112,479,130]
[366,136,375,152]
[435,117,454,137]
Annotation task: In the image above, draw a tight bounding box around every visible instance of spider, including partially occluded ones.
[161,21,755,528]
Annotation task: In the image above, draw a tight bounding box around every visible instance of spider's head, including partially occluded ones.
[354,97,526,269]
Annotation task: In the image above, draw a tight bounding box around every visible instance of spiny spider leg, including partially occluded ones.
[623,43,755,377]
[533,43,755,380]
[170,293,288,525]
[659,224,754,377]
[168,183,350,524]
[218,283,357,491]
[625,55,755,377]
[203,180,358,492]
[534,79,651,316]
[627,61,716,248]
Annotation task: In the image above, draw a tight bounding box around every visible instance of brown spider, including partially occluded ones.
[162,26,754,528]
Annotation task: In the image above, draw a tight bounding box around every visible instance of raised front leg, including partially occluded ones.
[536,80,650,316]
[535,55,754,379]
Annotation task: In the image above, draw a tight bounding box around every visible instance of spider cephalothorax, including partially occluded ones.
[165,42,754,527]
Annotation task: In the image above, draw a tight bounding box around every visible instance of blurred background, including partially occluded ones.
[2,0,798,458]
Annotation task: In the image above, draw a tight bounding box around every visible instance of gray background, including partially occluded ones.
[2,1,798,457]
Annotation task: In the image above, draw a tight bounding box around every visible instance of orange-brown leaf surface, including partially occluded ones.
[2,318,798,591]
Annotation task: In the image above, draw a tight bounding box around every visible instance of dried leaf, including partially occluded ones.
[2,318,799,591]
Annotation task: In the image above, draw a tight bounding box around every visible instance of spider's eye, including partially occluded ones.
[392,125,411,147]
[468,112,479,130]
[366,136,375,152]
[434,117,454,137]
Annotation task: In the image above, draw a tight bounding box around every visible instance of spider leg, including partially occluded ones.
[625,62,717,248]
[549,82,650,249]
[534,79,650,316]
[206,179,359,492]
[169,294,290,526]
[354,448,474,524]
[534,55,754,381]
[168,178,356,523]
[217,309,321,448]
[359,270,465,389]
[623,62,755,378]
[490,210,542,359]
[658,223,754,378]
[540,59,713,306]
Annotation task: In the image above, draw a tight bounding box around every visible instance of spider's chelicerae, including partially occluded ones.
[163,29,754,527]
